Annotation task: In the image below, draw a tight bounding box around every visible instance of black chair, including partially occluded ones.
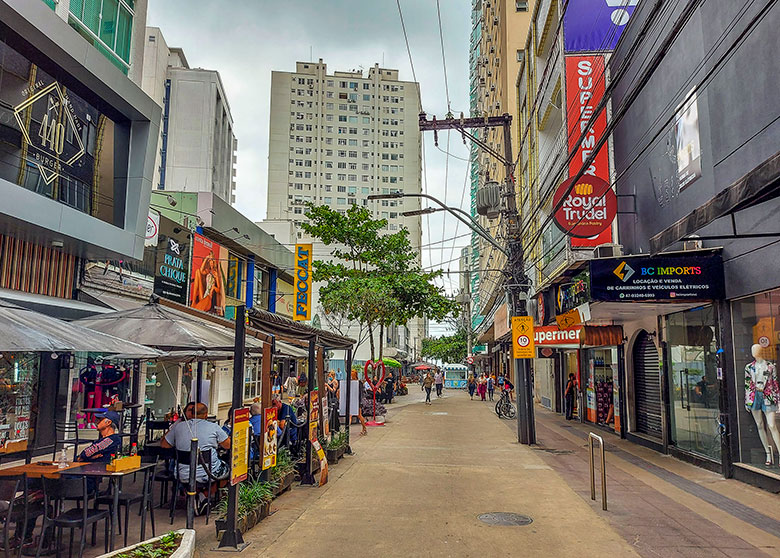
[53,423,90,462]
[169,449,215,525]
[35,477,109,558]
[143,410,170,445]
[0,475,43,558]
[94,457,157,548]
[140,445,175,508]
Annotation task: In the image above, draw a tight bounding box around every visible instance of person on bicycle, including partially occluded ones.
[503,378,515,402]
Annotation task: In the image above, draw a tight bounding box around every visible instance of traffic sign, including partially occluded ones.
[512,316,535,359]
[466,355,474,364]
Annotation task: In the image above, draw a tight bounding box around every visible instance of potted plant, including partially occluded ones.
[214,478,277,537]
[325,431,348,463]
[98,530,194,558]
[270,448,297,496]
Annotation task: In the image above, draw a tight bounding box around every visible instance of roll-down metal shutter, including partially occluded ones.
[633,331,662,438]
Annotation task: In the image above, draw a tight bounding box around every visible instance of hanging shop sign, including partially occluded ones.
[590,252,725,302]
[512,316,535,359]
[534,325,582,346]
[153,219,189,305]
[294,243,313,321]
[189,233,227,316]
[145,210,160,247]
[564,55,615,247]
[230,408,251,485]
[563,0,638,53]
[262,407,278,470]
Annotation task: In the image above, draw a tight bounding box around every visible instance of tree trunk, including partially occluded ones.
[378,323,384,362]
[367,321,375,362]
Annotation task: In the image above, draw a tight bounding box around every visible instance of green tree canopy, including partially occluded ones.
[421,329,468,364]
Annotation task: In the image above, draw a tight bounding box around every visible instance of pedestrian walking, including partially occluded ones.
[477,373,487,401]
[487,374,495,401]
[422,372,434,404]
[434,369,444,398]
[385,372,395,404]
[467,374,476,399]
[564,373,575,420]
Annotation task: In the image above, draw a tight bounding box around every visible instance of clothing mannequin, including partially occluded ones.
[745,344,780,466]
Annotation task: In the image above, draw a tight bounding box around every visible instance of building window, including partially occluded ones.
[515,1,528,11]
[68,0,135,74]
[517,49,525,62]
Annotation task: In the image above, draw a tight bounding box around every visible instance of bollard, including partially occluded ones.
[187,437,198,529]
[588,432,607,511]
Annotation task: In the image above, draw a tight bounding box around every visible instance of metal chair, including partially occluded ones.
[140,445,176,508]
[169,449,214,525]
[35,477,109,558]
[53,423,90,462]
[0,475,43,558]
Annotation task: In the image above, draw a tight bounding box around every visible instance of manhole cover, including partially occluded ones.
[477,512,533,526]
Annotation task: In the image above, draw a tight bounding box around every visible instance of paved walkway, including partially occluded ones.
[193,390,780,557]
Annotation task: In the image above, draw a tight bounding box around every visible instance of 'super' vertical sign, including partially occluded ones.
[294,243,312,321]
[565,55,613,247]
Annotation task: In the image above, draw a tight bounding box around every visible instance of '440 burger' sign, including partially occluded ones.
[552,175,617,238]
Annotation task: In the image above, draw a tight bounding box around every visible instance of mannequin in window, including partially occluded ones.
[745,343,780,466]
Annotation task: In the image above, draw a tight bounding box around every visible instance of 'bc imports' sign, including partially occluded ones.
[590,253,724,302]
[294,244,313,321]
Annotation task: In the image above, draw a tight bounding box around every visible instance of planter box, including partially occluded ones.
[215,501,271,539]
[271,471,294,497]
[98,529,194,558]
[337,446,346,459]
[325,448,340,464]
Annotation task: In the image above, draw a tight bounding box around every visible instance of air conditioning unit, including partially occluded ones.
[683,238,703,251]
[592,243,623,259]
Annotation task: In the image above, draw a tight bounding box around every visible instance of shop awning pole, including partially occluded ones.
[130,359,140,445]
[344,347,353,454]
[195,362,203,405]
[300,339,316,485]
[219,304,246,549]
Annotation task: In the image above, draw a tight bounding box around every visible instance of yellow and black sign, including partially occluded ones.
[511,316,535,359]
[294,243,313,321]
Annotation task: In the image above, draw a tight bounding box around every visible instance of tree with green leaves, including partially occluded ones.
[421,328,469,364]
[301,204,458,361]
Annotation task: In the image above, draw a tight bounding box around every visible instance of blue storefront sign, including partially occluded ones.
[563,0,639,53]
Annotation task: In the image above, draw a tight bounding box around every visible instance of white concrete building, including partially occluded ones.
[263,59,426,366]
[141,27,237,203]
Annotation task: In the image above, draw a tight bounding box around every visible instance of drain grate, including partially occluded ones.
[478,512,533,526]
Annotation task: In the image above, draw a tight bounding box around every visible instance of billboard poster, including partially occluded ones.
[565,55,613,247]
[189,233,228,316]
[675,90,702,191]
[294,244,313,321]
[589,252,725,302]
[563,0,639,53]
[262,407,278,470]
[153,218,189,305]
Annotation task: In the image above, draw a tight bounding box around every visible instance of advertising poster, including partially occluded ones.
[675,90,702,191]
[294,244,312,321]
[564,55,614,247]
[189,232,228,316]
[230,408,251,485]
[312,439,328,486]
[145,210,160,247]
[262,407,278,470]
[587,360,597,423]
[563,0,638,53]
[153,218,189,305]
[309,390,319,442]
[276,279,295,317]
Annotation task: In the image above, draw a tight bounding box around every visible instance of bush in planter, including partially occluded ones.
[325,430,347,451]
[215,478,277,522]
[112,531,181,558]
[270,448,297,483]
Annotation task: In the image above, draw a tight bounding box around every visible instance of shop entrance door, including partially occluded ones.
[666,307,720,462]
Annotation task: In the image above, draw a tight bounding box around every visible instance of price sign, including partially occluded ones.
[512,316,535,359]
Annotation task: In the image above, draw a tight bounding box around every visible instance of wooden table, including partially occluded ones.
[0,461,86,478]
[67,462,157,551]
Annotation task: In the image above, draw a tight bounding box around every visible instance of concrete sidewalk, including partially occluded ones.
[196,389,637,557]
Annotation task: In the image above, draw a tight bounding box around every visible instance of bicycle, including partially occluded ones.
[495,389,516,419]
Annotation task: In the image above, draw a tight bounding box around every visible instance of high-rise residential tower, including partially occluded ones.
[264,59,425,366]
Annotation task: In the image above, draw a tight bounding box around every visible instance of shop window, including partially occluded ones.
[665,306,720,462]
[731,289,780,471]
[584,347,619,432]
[0,352,39,452]
[244,361,260,401]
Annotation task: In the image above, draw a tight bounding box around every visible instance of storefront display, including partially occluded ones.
[666,307,720,462]
[732,288,780,471]
[585,347,620,432]
[0,352,39,453]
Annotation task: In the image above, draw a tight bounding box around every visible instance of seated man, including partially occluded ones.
[161,402,230,491]
[249,403,264,436]
[78,410,123,463]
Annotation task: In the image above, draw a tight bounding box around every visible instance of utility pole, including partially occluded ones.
[418,111,535,445]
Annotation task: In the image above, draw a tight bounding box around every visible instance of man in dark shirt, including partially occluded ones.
[78,410,123,462]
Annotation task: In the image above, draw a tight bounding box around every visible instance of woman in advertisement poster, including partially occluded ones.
[190,251,224,315]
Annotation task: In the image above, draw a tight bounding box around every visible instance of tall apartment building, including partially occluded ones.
[141,27,237,203]
[42,0,147,84]
[470,0,534,364]
[264,59,425,366]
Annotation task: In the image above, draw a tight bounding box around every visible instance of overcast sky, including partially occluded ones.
[147,0,472,311]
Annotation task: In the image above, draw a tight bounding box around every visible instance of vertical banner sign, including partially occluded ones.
[262,407,278,470]
[311,439,329,486]
[145,210,160,247]
[190,233,227,316]
[309,390,319,442]
[294,244,312,321]
[512,316,535,359]
[230,408,251,485]
[565,55,614,247]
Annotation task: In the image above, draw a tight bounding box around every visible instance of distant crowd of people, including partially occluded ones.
[467,372,514,402]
